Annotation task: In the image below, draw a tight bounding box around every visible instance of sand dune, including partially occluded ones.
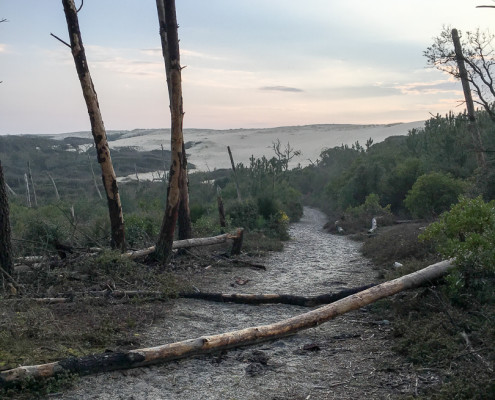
[51,121,425,173]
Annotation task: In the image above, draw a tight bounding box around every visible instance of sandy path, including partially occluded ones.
[55,208,430,400]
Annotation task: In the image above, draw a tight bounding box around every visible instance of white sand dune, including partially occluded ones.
[51,121,425,173]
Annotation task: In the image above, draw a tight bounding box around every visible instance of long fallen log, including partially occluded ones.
[125,229,244,259]
[181,284,376,307]
[0,259,454,386]
[1,286,375,307]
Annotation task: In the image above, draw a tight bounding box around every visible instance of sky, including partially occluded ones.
[1,0,495,135]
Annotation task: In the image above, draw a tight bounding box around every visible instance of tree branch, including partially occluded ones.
[50,33,71,48]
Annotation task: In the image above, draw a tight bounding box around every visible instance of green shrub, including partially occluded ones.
[125,214,159,247]
[340,193,394,233]
[404,172,465,219]
[420,196,495,300]
[227,199,259,230]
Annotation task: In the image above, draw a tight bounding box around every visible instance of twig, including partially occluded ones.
[0,265,22,290]
[50,33,71,48]
[76,0,84,12]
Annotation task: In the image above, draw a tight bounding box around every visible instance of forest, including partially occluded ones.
[1,2,495,399]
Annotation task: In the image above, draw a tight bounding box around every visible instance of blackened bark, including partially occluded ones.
[62,0,125,250]
[155,0,185,262]
[156,0,192,242]
[0,161,14,276]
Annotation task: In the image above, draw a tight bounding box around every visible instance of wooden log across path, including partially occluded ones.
[0,259,454,387]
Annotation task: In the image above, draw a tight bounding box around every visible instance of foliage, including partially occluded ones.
[424,27,495,121]
[404,172,466,219]
[420,196,495,299]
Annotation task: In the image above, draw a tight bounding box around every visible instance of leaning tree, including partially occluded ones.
[60,0,126,250]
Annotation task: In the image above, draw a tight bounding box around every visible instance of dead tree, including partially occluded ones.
[156,0,192,241]
[154,0,191,262]
[46,172,60,201]
[451,28,487,169]
[27,162,38,207]
[23,173,31,208]
[61,0,125,250]
[0,161,14,276]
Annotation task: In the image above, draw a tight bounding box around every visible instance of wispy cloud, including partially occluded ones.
[393,79,459,95]
[0,44,8,53]
[260,85,304,93]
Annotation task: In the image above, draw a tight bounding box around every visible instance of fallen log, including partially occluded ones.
[1,286,373,306]
[181,284,376,307]
[0,259,454,386]
[125,229,244,259]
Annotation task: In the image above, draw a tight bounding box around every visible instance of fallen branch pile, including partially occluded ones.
[0,259,454,387]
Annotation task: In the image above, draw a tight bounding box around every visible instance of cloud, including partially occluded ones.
[393,79,460,95]
[0,43,7,53]
[260,85,304,93]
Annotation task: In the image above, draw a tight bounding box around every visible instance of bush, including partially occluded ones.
[227,200,259,230]
[404,172,465,219]
[339,193,394,233]
[420,196,495,300]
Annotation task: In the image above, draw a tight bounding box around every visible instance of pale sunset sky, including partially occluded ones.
[1,0,494,135]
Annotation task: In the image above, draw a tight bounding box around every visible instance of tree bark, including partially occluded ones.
[156,0,192,242]
[0,161,14,276]
[46,172,60,201]
[27,161,37,207]
[154,0,187,262]
[217,187,226,228]
[62,0,125,250]
[0,259,454,385]
[24,173,31,208]
[182,284,376,307]
[451,28,486,169]
[127,229,243,259]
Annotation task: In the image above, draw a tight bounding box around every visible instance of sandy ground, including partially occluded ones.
[51,121,424,176]
[54,208,439,400]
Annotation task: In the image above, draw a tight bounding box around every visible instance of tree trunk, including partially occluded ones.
[451,28,486,169]
[217,187,226,228]
[127,229,244,259]
[62,0,125,250]
[0,259,454,385]
[27,161,37,207]
[0,161,14,276]
[23,173,31,208]
[154,0,187,262]
[46,172,60,201]
[156,0,192,242]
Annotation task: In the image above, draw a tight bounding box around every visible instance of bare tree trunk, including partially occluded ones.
[24,173,31,208]
[46,172,60,201]
[0,260,454,385]
[0,161,14,276]
[451,28,487,169]
[27,161,37,207]
[5,182,16,197]
[156,0,192,242]
[228,146,242,202]
[154,0,186,262]
[62,0,125,250]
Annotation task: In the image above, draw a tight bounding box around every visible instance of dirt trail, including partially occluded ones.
[56,208,431,400]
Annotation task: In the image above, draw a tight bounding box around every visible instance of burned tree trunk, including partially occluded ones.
[156,0,192,242]
[451,28,486,169]
[228,146,242,202]
[154,0,188,262]
[0,161,14,276]
[62,0,125,250]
